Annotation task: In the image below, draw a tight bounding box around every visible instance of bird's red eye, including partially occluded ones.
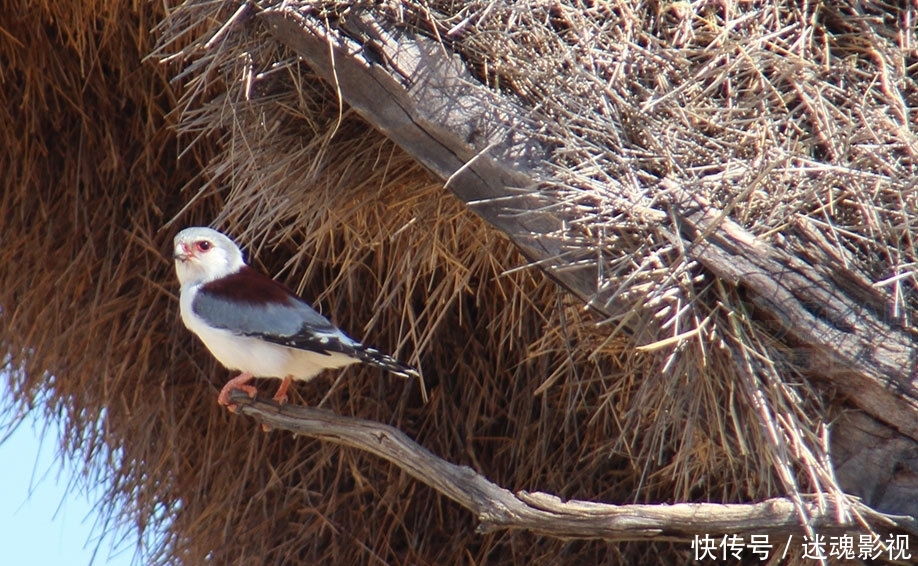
[195,241,212,253]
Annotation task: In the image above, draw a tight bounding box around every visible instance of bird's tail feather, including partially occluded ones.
[351,344,419,379]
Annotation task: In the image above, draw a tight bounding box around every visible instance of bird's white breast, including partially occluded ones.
[180,284,356,380]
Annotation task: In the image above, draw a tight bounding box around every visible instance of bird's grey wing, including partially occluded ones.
[195,267,419,377]
[193,268,357,357]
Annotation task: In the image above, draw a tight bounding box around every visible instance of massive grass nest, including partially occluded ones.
[1,0,915,564]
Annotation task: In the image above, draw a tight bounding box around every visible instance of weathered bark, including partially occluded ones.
[257,4,918,518]
[232,392,918,542]
[259,7,596,311]
[831,410,918,517]
[669,187,918,439]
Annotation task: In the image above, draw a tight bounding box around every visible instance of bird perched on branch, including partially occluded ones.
[173,226,418,408]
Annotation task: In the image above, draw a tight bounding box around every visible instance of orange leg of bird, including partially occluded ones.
[218,372,257,409]
[272,375,293,405]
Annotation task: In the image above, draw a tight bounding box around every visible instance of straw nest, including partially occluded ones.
[1,0,915,564]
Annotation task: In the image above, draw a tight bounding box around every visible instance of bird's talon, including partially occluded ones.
[217,373,257,407]
[217,386,257,407]
[271,376,292,406]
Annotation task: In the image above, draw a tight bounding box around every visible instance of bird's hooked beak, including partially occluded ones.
[173,242,193,262]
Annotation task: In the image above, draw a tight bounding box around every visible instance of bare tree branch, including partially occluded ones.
[231,392,917,542]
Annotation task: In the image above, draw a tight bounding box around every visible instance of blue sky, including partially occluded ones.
[0,413,138,566]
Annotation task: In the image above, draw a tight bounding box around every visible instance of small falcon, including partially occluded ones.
[173,226,418,408]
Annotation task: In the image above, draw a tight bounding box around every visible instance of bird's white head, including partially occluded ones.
[173,227,246,287]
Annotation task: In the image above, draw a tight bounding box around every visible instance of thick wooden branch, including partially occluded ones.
[231,392,916,542]
[667,186,918,439]
[258,6,600,314]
